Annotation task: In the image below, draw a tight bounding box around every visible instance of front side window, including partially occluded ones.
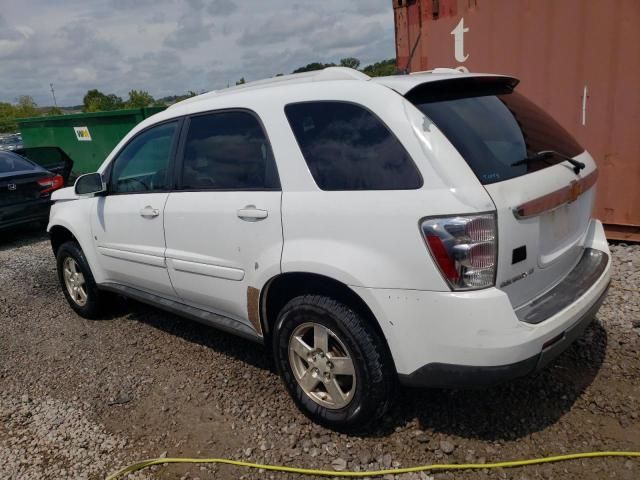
[111,121,177,194]
[181,111,279,190]
[284,101,422,191]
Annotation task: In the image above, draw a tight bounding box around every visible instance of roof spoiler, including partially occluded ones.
[405,76,520,103]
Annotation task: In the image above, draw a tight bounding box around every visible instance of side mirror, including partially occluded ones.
[75,172,106,196]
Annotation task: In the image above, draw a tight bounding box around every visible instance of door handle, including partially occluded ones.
[139,206,160,218]
[237,205,268,221]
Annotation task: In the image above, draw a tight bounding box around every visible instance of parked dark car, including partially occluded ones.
[14,146,74,183]
[0,150,65,231]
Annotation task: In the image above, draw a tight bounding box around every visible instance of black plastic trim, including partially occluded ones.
[515,248,609,324]
[99,283,263,343]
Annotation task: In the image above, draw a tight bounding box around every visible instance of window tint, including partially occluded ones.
[111,121,177,193]
[410,89,584,185]
[285,102,422,190]
[181,111,279,190]
[0,152,38,173]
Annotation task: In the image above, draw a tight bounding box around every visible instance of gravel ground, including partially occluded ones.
[0,225,639,480]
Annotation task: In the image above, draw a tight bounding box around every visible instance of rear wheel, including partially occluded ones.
[273,294,394,432]
[56,241,105,319]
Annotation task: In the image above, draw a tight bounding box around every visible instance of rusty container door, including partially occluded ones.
[394,0,640,240]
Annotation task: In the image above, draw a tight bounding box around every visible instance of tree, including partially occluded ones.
[14,96,38,118]
[292,62,335,74]
[0,102,16,133]
[235,77,246,85]
[339,57,361,69]
[125,90,155,109]
[47,107,62,116]
[361,59,397,77]
[0,96,39,133]
[83,89,123,112]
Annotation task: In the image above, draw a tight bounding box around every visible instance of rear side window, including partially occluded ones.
[409,85,584,185]
[180,110,279,190]
[0,152,38,174]
[285,101,422,190]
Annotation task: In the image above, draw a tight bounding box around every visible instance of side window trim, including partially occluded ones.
[174,107,281,192]
[106,117,184,196]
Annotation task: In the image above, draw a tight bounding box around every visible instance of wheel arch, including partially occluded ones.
[49,224,76,256]
[260,272,396,371]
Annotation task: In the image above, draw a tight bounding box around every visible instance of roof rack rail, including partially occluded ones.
[170,67,370,108]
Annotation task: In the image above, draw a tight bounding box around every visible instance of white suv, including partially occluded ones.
[49,67,611,431]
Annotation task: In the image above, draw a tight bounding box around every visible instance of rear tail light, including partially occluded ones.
[421,213,497,290]
[37,174,64,197]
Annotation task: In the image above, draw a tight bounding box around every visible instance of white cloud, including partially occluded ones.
[0,0,396,106]
[15,25,35,38]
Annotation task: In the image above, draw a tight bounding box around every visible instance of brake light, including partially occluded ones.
[37,174,64,197]
[421,213,497,290]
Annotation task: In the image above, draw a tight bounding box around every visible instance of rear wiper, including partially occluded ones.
[512,150,586,174]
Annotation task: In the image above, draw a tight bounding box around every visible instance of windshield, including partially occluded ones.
[409,86,584,185]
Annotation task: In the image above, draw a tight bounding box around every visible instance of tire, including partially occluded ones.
[56,241,105,319]
[273,294,395,432]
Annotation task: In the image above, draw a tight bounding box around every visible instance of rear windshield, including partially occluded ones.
[0,151,38,174]
[408,82,584,185]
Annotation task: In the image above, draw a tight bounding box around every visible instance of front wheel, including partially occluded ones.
[273,294,395,432]
[56,241,105,319]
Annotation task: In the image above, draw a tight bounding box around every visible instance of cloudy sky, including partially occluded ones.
[0,0,395,106]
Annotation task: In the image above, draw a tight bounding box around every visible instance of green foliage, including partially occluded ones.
[83,89,124,112]
[235,77,246,85]
[125,90,155,109]
[0,102,16,133]
[290,58,397,78]
[292,62,336,74]
[361,59,397,77]
[0,96,39,133]
[47,107,63,116]
[15,96,39,117]
[339,57,361,69]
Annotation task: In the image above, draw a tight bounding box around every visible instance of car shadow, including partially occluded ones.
[119,298,273,373]
[379,319,608,441]
[107,296,607,441]
[0,223,48,251]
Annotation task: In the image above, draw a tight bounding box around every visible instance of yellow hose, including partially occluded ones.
[106,451,640,479]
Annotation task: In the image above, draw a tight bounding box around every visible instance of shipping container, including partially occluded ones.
[394,0,640,240]
[17,107,165,177]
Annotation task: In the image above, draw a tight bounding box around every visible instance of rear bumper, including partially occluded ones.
[0,199,51,229]
[398,281,608,387]
[352,219,611,387]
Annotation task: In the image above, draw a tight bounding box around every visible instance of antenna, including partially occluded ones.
[50,83,58,108]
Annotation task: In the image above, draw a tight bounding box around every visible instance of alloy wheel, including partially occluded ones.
[62,257,88,307]
[288,322,356,409]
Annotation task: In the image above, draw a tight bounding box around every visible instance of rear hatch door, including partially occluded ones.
[405,76,597,308]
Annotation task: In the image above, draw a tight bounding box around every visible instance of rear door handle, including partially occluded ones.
[139,206,160,218]
[237,205,268,221]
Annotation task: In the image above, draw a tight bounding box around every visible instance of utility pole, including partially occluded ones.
[50,83,58,108]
